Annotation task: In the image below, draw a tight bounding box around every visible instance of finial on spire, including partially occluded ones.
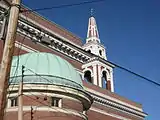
[90,8,94,16]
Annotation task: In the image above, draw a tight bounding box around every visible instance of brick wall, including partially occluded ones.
[87,110,120,120]
[83,80,142,108]
[5,111,83,120]
[63,98,83,112]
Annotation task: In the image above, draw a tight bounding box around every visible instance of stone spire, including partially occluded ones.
[86,15,100,43]
[83,10,107,59]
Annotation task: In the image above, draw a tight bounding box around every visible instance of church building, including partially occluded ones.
[0,1,147,120]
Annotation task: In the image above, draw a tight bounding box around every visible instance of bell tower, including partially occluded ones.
[82,11,114,92]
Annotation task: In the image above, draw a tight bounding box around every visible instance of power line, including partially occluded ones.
[21,0,106,13]
[108,61,160,86]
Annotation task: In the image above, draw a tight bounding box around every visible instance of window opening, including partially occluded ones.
[10,97,18,107]
[102,71,107,89]
[84,71,92,83]
[51,97,61,107]
[99,50,102,56]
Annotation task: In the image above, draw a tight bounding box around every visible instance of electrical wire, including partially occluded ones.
[108,61,160,87]
[21,0,106,13]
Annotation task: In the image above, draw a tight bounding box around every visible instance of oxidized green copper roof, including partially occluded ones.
[10,52,83,89]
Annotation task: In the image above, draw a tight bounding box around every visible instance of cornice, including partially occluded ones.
[8,84,93,110]
[85,88,147,119]
[90,107,132,120]
[16,19,91,63]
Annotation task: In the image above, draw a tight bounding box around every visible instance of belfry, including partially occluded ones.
[82,12,114,91]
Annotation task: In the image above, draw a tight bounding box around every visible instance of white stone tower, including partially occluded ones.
[82,12,114,92]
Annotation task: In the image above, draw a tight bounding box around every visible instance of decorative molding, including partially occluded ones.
[8,91,80,103]
[83,68,94,77]
[85,88,147,118]
[16,17,90,63]
[93,96,145,119]
[8,84,93,110]
[83,59,114,71]
[101,68,110,78]
[15,41,38,52]
[90,107,132,120]
[86,57,115,68]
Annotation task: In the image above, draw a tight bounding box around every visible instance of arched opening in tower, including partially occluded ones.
[99,50,102,56]
[102,71,107,89]
[84,71,92,83]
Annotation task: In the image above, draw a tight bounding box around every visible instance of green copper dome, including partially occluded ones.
[10,52,83,89]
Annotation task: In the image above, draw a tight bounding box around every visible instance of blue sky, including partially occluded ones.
[22,0,160,119]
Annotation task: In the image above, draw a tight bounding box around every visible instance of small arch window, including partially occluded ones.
[51,97,62,108]
[102,71,107,89]
[99,50,102,56]
[84,71,92,83]
[8,97,18,107]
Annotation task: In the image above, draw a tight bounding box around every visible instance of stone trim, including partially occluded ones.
[90,107,132,120]
[8,84,93,110]
[16,20,90,63]
[85,88,147,118]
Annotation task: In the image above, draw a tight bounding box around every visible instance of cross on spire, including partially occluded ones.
[91,8,94,16]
